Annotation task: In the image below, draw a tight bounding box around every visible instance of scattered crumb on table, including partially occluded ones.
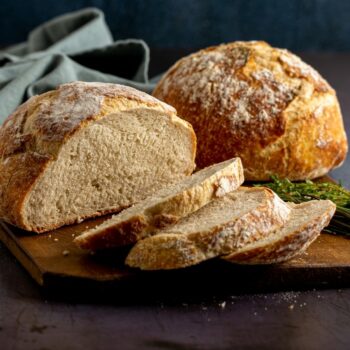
[219,301,226,309]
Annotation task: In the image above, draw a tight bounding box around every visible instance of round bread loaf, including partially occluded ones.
[0,82,196,232]
[153,41,348,180]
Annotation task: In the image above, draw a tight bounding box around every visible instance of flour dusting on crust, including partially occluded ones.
[0,82,175,158]
[33,82,175,142]
[153,41,345,180]
[156,44,296,127]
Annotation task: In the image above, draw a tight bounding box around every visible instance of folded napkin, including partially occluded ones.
[0,8,156,122]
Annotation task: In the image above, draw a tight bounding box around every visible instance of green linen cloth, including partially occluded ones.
[0,7,156,123]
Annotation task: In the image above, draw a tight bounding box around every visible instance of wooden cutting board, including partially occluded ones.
[1,180,350,293]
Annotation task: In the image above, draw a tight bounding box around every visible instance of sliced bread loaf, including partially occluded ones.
[74,158,244,250]
[125,187,291,270]
[223,200,335,264]
[0,82,196,232]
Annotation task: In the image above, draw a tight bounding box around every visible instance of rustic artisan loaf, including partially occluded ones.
[125,187,291,270]
[223,200,335,264]
[153,41,348,180]
[75,158,244,249]
[0,82,196,233]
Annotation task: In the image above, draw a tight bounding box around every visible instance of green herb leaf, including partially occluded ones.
[254,176,350,236]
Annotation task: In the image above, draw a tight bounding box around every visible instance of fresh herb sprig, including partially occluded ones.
[255,176,350,236]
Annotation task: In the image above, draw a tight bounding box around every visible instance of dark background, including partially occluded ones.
[1,0,350,51]
[1,3,350,349]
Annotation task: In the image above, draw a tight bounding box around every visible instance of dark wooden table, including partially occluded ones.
[1,51,350,350]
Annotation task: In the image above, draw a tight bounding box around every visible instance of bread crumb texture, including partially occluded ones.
[74,158,244,250]
[224,199,335,264]
[125,187,291,270]
[0,82,196,232]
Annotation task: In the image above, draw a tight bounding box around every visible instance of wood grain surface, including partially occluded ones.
[1,178,349,292]
[1,52,350,350]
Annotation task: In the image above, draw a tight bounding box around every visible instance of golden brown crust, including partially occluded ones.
[77,216,149,248]
[223,200,335,264]
[74,158,244,250]
[0,82,196,231]
[1,82,178,160]
[0,152,51,229]
[125,187,291,270]
[153,41,348,180]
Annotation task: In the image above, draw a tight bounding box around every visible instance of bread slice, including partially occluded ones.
[125,187,291,270]
[0,82,196,232]
[223,200,336,264]
[74,158,244,250]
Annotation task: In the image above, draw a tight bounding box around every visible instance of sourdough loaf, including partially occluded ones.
[125,187,291,270]
[153,41,348,180]
[75,158,244,249]
[223,200,335,264]
[0,82,196,232]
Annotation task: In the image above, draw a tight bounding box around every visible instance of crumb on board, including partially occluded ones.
[62,250,70,256]
[219,301,226,309]
[53,238,59,242]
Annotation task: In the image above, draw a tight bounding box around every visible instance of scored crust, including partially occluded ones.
[153,41,348,180]
[0,82,196,231]
[223,200,336,264]
[125,187,291,270]
[74,158,244,250]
